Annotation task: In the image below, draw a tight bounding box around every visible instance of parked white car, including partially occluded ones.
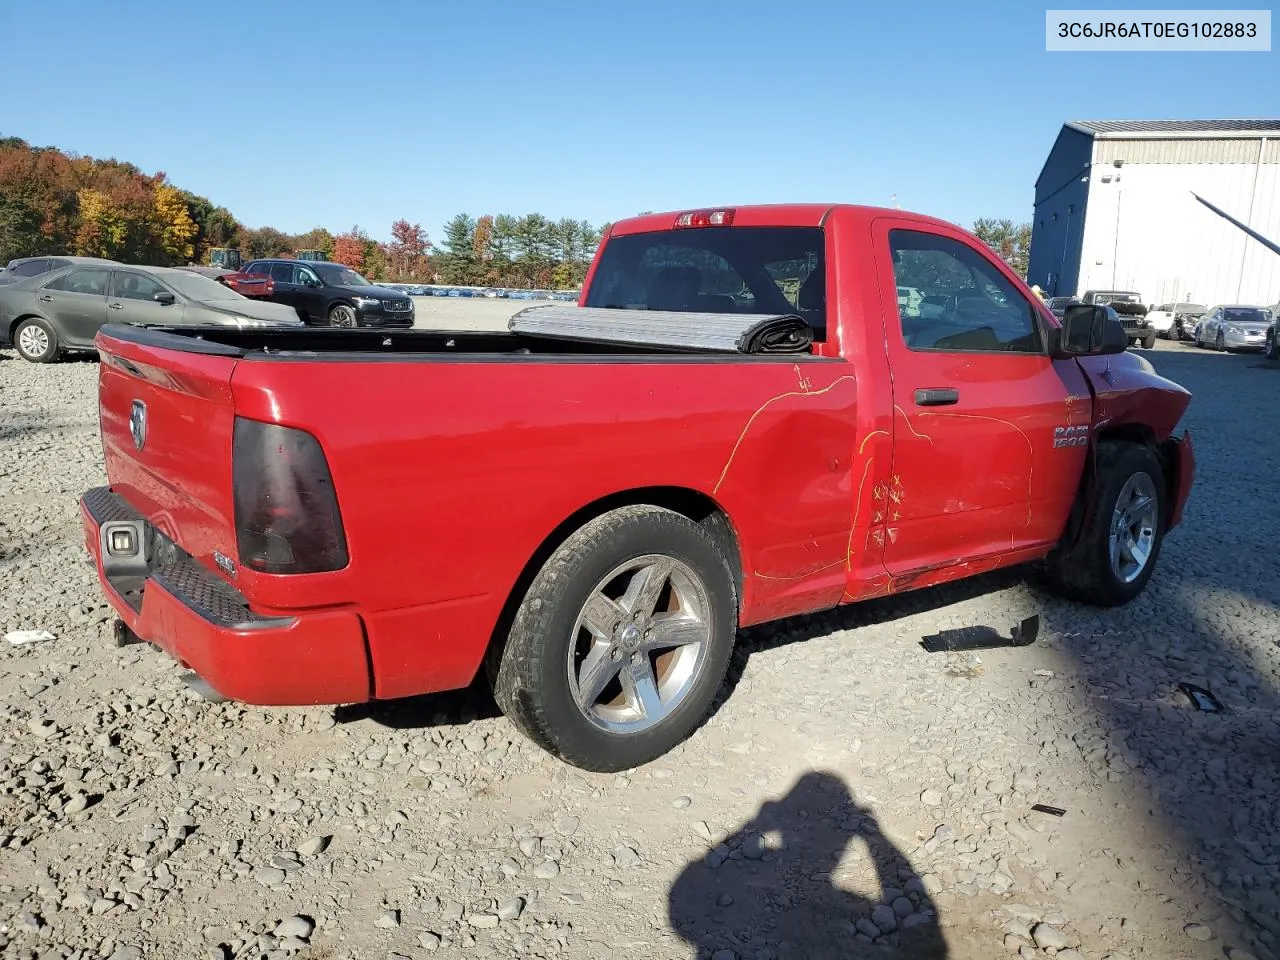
[1145,302,1207,341]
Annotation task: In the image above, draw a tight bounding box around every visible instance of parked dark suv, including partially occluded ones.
[0,256,118,286]
[241,259,415,328]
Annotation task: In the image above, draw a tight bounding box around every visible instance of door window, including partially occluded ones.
[269,262,296,283]
[44,267,112,295]
[888,230,1042,353]
[111,271,169,301]
[296,265,320,286]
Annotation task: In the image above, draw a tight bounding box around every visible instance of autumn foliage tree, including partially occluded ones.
[331,228,369,271]
[386,219,431,280]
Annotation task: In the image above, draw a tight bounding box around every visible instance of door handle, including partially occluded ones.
[38,295,52,302]
[108,302,124,310]
[914,388,959,406]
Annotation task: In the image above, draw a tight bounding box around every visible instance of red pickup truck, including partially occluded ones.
[81,204,1194,772]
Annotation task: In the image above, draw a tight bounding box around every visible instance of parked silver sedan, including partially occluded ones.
[0,262,303,363]
[1193,304,1272,352]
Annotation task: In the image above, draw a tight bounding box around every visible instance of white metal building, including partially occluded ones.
[1027,119,1280,307]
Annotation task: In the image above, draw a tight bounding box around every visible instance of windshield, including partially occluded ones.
[583,226,827,339]
[316,263,371,286]
[1223,307,1268,323]
[164,270,248,301]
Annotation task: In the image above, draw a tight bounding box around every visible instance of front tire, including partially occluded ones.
[1216,331,1227,352]
[1044,442,1165,607]
[491,505,737,772]
[13,318,60,363]
[1142,332,1156,350]
[329,304,357,327]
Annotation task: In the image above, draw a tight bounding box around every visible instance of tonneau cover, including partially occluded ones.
[508,305,815,354]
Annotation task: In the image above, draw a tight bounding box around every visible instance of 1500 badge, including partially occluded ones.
[1053,425,1089,448]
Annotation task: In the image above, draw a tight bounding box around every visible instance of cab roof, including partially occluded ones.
[607,204,966,237]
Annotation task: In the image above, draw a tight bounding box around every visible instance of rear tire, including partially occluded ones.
[1044,442,1165,608]
[491,505,737,772]
[13,318,60,363]
[1266,330,1280,363]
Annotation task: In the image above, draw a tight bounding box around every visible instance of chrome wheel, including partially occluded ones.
[330,305,357,327]
[567,554,711,734]
[1109,472,1157,584]
[17,323,50,359]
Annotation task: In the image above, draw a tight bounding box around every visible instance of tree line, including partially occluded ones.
[2,135,1030,288]
[0,136,607,287]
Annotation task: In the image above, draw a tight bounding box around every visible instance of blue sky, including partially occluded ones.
[2,0,1275,242]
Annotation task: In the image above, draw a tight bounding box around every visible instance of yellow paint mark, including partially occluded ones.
[893,405,936,446]
[919,411,1036,527]
[858,429,888,455]
[845,456,877,571]
[713,375,857,494]
[752,559,843,582]
[792,364,814,393]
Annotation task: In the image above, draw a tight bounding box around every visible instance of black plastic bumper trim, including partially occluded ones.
[83,487,293,631]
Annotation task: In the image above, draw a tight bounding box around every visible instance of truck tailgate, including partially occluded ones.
[97,335,239,567]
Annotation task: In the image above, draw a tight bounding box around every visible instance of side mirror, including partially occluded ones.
[154,291,176,305]
[1052,304,1127,357]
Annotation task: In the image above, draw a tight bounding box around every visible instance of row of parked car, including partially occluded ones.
[380,284,578,301]
[1044,289,1278,356]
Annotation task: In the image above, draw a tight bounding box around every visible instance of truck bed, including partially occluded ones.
[102,305,821,361]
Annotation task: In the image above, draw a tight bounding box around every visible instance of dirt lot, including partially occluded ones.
[409,296,534,331]
[1,314,1278,960]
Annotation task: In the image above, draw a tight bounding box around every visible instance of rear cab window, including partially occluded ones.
[584,227,827,340]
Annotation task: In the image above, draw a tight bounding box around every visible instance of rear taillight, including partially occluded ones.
[232,418,348,574]
[673,208,735,228]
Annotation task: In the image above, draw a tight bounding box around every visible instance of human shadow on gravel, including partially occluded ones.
[669,770,948,960]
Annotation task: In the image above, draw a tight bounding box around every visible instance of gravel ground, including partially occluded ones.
[2,328,1279,960]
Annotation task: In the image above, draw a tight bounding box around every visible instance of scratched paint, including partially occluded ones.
[712,375,857,495]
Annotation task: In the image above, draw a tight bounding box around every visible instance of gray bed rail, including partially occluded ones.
[507,305,815,354]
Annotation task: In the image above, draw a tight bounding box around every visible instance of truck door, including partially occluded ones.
[870,219,1090,578]
[293,263,325,321]
[268,262,300,314]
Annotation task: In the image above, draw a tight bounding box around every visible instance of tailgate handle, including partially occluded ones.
[914,388,959,406]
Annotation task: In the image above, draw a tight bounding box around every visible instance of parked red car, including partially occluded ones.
[81,204,1194,771]
[173,265,274,299]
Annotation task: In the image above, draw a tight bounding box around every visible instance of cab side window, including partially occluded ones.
[889,230,1042,354]
[44,267,112,296]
